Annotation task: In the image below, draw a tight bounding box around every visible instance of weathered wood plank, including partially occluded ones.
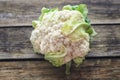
[0,58,119,80]
[0,24,120,59]
[0,0,120,27]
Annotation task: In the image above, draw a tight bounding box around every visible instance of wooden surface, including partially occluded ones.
[0,0,120,80]
[0,59,119,80]
[0,0,120,27]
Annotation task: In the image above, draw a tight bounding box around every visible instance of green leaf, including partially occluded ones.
[32,20,40,28]
[73,57,84,67]
[44,46,67,67]
[76,4,88,17]
[62,22,90,41]
[63,5,72,10]
[86,27,97,36]
[39,7,58,21]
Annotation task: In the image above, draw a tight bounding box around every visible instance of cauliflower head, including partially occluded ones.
[30,4,97,74]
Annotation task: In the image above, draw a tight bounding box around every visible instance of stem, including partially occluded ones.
[65,61,71,75]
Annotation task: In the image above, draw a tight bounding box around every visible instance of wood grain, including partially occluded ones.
[0,58,119,80]
[0,24,120,59]
[0,0,120,27]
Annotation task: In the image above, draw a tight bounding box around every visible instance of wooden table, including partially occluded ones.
[0,0,120,80]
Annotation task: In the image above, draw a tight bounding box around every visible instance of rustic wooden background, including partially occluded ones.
[0,0,120,80]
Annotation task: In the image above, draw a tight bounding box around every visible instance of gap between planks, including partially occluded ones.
[0,53,120,61]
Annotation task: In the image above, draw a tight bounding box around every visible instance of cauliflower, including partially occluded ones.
[30,4,97,74]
